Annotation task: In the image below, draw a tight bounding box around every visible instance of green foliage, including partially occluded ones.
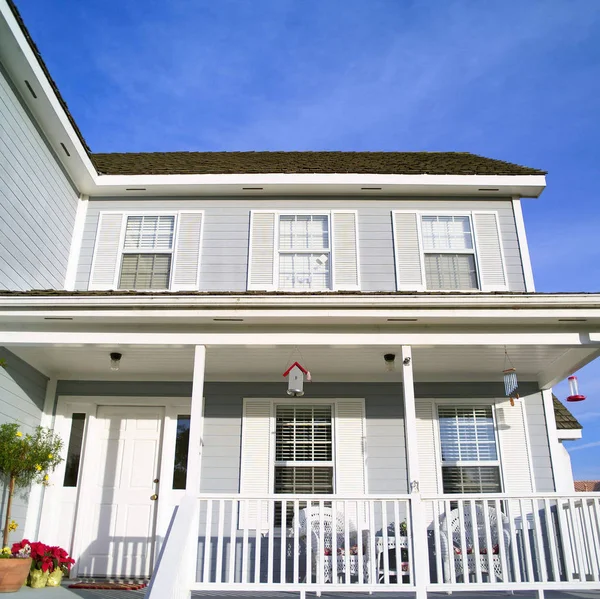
[0,423,63,489]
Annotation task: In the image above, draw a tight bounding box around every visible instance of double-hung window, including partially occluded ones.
[274,404,334,494]
[421,215,478,290]
[438,405,502,494]
[274,404,334,525]
[278,215,331,290]
[119,215,175,290]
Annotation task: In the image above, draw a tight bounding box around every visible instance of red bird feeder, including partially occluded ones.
[566,375,586,402]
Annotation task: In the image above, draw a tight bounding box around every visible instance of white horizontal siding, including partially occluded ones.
[0,65,78,291]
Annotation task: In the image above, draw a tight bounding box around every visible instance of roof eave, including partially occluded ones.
[91,172,547,198]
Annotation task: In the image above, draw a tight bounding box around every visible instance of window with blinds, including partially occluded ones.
[118,215,175,290]
[438,405,502,494]
[421,215,479,290]
[278,215,330,290]
[274,405,334,494]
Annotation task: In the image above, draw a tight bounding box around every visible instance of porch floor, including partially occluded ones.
[14,588,600,599]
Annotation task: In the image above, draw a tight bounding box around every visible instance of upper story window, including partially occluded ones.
[119,215,175,290]
[421,215,478,290]
[89,211,204,292]
[248,210,359,292]
[278,215,331,291]
[393,210,508,293]
[438,405,502,494]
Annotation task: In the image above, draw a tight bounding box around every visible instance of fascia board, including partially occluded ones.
[0,293,598,309]
[92,173,547,198]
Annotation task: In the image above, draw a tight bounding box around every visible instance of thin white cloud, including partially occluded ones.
[569,441,600,452]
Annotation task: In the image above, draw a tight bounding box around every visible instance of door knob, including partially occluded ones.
[153,478,159,484]
[150,494,158,501]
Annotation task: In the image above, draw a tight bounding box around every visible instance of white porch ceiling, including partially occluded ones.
[11,344,588,384]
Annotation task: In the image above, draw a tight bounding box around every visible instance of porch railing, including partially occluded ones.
[189,494,415,594]
[424,493,600,593]
[148,492,600,598]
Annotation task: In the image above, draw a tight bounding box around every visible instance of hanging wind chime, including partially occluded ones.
[503,348,519,406]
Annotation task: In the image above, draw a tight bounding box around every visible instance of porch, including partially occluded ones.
[0,292,599,597]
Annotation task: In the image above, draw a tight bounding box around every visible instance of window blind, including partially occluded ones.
[424,254,478,290]
[438,406,501,494]
[119,254,171,290]
[123,215,175,250]
[274,405,333,494]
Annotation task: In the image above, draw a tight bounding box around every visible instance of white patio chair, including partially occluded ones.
[296,505,369,584]
[439,503,510,583]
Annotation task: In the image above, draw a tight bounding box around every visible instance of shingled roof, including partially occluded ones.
[553,395,583,430]
[91,151,546,177]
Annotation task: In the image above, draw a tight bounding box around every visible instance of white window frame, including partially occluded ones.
[419,211,480,292]
[432,399,505,495]
[273,401,336,495]
[116,211,178,291]
[275,211,332,292]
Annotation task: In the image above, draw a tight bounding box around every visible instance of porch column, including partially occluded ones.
[187,345,206,495]
[401,345,427,599]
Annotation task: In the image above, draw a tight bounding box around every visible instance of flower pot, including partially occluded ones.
[28,569,49,589]
[46,569,63,587]
[0,558,32,593]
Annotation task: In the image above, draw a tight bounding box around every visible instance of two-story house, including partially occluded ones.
[1,1,599,598]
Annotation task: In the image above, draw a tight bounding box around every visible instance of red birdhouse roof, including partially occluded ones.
[282,362,308,377]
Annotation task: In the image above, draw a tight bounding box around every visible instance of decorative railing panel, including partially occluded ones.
[424,494,600,590]
[191,494,415,593]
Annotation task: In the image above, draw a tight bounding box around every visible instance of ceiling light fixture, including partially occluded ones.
[110,352,122,371]
[384,353,396,372]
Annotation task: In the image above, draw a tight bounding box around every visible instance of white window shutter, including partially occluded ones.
[239,399,272,530]
[472,212,508,291]
[248,212,276,291]
[332,211,360,290]
[89,213,124,290]
[416,399,439,494]
[172,211,204,291]
[393,212,425,291]
[335,400,366,525]
[495,400,534,493]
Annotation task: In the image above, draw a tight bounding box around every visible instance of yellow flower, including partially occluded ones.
[15,431,22,438]
[43,475,49,481]
[8,520,18,532]
[35,464,42,471]
[48,454,53,459]
[1,547,11,555]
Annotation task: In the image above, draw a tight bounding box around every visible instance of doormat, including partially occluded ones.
[68,581,147,590]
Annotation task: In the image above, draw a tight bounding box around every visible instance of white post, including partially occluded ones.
[187,345,206,495]
[401,346,428,599]
[24,378,57,540]
[541,388,562,491]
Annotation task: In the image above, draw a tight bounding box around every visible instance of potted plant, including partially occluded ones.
[0,543,32,593]
[0,423,63,547]
[10,540,74,589]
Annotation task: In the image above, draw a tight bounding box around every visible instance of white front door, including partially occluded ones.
[77,406,164,578]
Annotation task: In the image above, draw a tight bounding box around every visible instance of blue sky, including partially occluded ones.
[14,0,600,479]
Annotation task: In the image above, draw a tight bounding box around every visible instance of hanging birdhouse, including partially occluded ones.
[283,361,310,397]
[566,375,586,402]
